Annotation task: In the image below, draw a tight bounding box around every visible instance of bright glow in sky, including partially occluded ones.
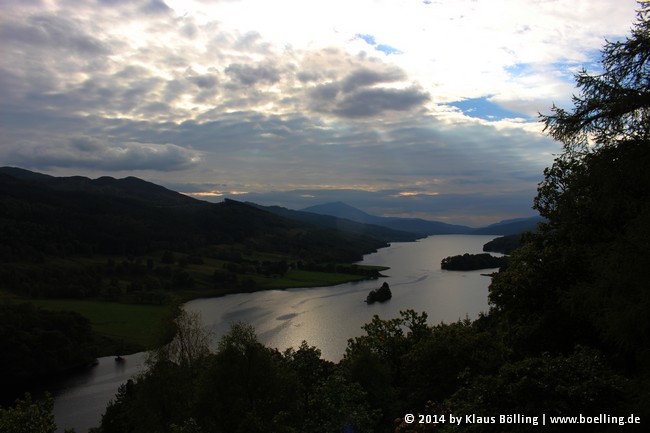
[0,0,639,225]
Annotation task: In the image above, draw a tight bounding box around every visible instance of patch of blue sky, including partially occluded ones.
[449,97,532,121]
[356,34,376,45]
[376,44,402,55]
[505,63,530,76]
[355,34,402,55]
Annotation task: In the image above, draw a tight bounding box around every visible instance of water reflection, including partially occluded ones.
[53,234,498,432]
[186,235,499,361]
[53,353,146,433]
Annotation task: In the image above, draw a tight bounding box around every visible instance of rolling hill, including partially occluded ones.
[301,202,473,236]
[0,167,388,263]
[300,201,541,236]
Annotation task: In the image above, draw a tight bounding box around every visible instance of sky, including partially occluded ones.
[0,0,640,226]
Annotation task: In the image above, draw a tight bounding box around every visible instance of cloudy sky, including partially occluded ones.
[0,0,639,226]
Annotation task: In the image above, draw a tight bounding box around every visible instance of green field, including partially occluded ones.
[260,269,370,289]
[18,264,389,356]
[31,299,171,353]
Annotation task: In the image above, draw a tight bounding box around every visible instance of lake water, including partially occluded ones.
[53,234,498,432]
[185,234,498,360]
[52,352,147,432]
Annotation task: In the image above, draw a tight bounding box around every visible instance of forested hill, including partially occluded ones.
[248,202,421,242]
[301,201,474,235]
[0,167,387,263]
[0,166,200,207]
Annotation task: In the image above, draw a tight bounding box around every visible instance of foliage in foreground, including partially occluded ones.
[98,5,650,432]
[3,4,649,432]
[0,393,60,433]
[0,303,96,402]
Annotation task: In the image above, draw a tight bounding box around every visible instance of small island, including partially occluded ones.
[441,253,508,271]
[366,282,392,304]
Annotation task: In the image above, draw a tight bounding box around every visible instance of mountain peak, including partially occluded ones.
[0,166,54,181]
[0,167,199,207]
[301,201,473,235]
[301,202,376,223]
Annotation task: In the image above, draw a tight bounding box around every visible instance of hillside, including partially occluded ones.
[469,216,543,235]
[301,201,473,235]
[248,202,421,242]
[0,168,388,263]
[301,201,541,236]
[1,167,397,395]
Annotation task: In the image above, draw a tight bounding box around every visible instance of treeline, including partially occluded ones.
[0,254,198,301]
[88,8,650,432]
[95,308,633,433]
[0,180,390,301]
[482,234,522,254]
[0,174,388,264]
[3,8,650,431]
[0,250,386,302]
[440,253,508,271]
[0,303,96,404]
[97,311,507,433]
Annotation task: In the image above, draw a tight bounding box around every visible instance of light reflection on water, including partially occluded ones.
[53,352,146,433]
[185,234,499,361]
[53,234,499,431]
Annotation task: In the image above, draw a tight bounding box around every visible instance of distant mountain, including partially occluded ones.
[248,202,421,243]
[379,217,473,236]
[302,202,378,224]
[301,202,473,236]
[0,166,54,181]
[0,166,199,207]
[301,202,544,237]
[0,168,387,263]
[470,216,544,235]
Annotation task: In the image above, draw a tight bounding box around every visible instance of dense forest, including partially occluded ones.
[0,171,398,403]
[2,4,649,432]
[482,234,522,255]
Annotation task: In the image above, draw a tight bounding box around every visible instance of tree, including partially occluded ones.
[484,3,650,422]
[149,309,210,372]
[343,310,429,419]
[102,310,211,433]
[447,347,628,433]
[536,1,650,236]
[282,341,334,423]
[540,3,649,150]
[533,2,650,358]
[311,372,380,433]
[0,393,58,433]
[196,322,299,433]
[0,303,96,402]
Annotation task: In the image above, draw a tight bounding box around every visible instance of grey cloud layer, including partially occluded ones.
[8,135,200,171]
[0,0,561,222]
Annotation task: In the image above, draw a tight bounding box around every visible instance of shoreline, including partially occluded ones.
[19,264,392,361]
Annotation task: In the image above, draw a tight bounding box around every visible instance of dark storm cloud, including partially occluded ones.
[232,31,273,53]
[296,71,321,83]
[188,73,219,90]
[225,63,282,86]
[0,14,111,56]
[88,0,172,17]
[0,0,576,225]
[8,136,200,172]
[138,0,172,14]
[306,65,429,118]
[341,67,406,92]
[333,86,430,118]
